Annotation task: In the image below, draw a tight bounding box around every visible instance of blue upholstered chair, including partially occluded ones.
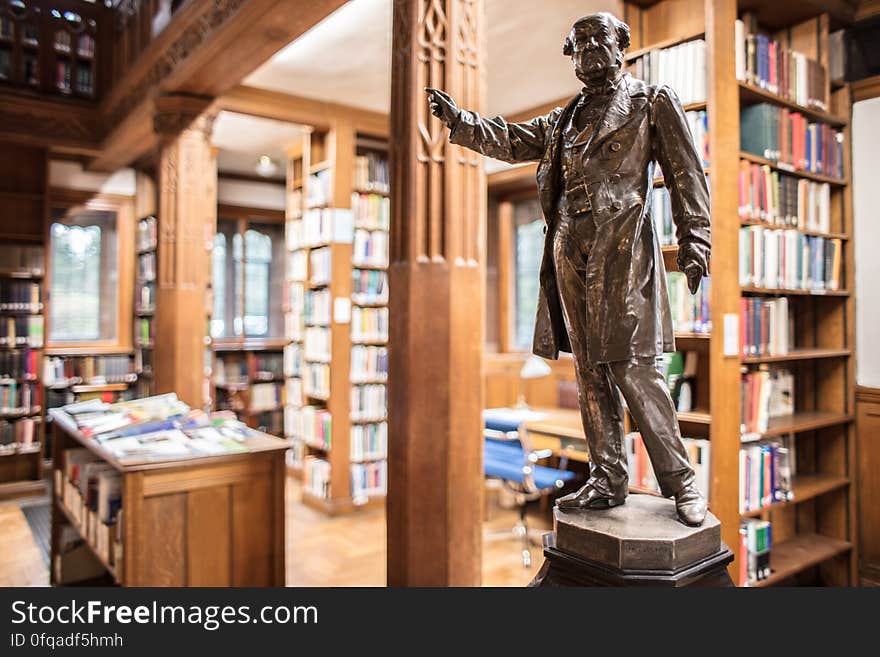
[483,411,576,567]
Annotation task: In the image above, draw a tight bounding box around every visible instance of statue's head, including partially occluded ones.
[563,13,630,85]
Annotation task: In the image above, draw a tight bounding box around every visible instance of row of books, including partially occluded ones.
[305,288,331,326]
[740,518,772,584]
[43,355,135,387]
[740,296,791,357]
[351,193,390,231]
[307,169,332,208]
[136,216,157,252]
[285,405,331,448]
[0,244,44,275]
[252,352,284,381]
[214,356,248,385]
[738,161,831,231]
[658,351,698,414]
[297,208,333,247]
[285,377,303,408]
[136,282,154,312]
[0,348,39,380]
[351,421,387,462]
[351,460,387,499]
[285,281,305,314]
[249,382,281,412]
[351,345,387,383]
[624,432,710,503]
[303,362,330,399]
[686,110,709,168]
[285,310,304,342]
[0,380,40,413]
[0,280,40,312]
[0,316,43,347]
[134,348,152,375]
[739,226,843,291]
[137,252,156,282]
[352,229,389,269]
[304,327,331,362]
[0,417,40,452]
[352,307,388,343]
[739,437,795,513]
[351,383,386,421]
[741,367,794,437]
[303,456,331,499]
[740,104,844,179]
[352,269,388,306]
[627,38,707,106]
[667,272,711,335]
[353,153,390,195]
[283,343,302,378]
[735,19,827,111]
[310,247,332,286]
[136,318,153,346]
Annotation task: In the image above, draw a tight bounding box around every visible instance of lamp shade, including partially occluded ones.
[519,355,552,380]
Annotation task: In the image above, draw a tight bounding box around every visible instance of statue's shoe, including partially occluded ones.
[556,482,626,510]
[674,484,707,527]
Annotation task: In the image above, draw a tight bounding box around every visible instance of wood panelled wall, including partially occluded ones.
[857,385,880,586]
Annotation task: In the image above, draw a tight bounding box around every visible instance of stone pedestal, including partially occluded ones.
[530,494,734,587]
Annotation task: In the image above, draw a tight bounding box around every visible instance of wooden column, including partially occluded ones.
[387,0,486,586]
[154,95,216,408]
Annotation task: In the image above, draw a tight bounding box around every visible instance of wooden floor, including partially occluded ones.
[0,477,550,587]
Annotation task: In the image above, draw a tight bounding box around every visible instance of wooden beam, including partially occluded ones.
[218,171,286,186]
[0,93,101,154]
[853,75,880,102]
[216,86,390,138]
[387,0,485,587]
[94,0,346,172]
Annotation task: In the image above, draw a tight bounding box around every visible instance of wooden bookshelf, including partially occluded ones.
[283,125,389,514]
[621,0,858,586]
[133,214,157,399]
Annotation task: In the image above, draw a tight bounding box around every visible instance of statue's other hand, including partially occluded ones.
[425,87,460,128]
[677,242,709,295]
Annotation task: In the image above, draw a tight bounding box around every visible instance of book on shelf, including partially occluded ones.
[287,251,308,283]
[351,307,389,343]
[285,376,303,409]
[829,29,845,83]
[0,416,40,453]
[351,421,387,462]
[301,208,333,246]
[353,152,390,194]
[304,327,331,362]
[283,343,302,378]
[739,225,842,291]
[137,252,156,282]
[350,345,388,383]
[624,432,710,503]
[303,455,331,499]
[250,352,284,381]
[351,192,391,230]
[0,380,39,414]
[43,355,136,387]
[351,459,387,499]
[740,103,844,179]
[350,383,386,422]
[304,288,332,326]
[0,316,43,347]
[627,38,707,105]
[303,362,330,399]
[0,279,40,312]
[287,405,331,448]
[352,269,388,306]
[249,382,282,412]
[136,216,157,252]
[658,350,698,413]
[309,247,332,286]
[136,318,153,346]
[0,348,39,380]
[0,244,44,275]
[666,273,711,334]
[739,518,772,585]
[735,18,828,111]
[738,160,831,231]
[307,169,332,207]
[352,229,389,268]
[136,282,155,312]
[214,355,248,385]
[739,435,795,513]
[740,366,794,436]
[740,296,792,357]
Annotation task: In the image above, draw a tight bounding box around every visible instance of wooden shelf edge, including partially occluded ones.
[750,533,851,587]
[741,473,850,518]
[741,348,852,364]
[744,411,854,440]
[53,496,119,583]
[738,151,848,186]
[740,218,849,240]
[738,82,849,127]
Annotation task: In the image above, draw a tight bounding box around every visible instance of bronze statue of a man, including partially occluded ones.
[426,12,711,526]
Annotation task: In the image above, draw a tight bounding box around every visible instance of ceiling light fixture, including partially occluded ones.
[255,155,279,178]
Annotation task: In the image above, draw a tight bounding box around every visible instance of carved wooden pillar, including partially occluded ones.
[153,95,216,408]
[388,0,486,586]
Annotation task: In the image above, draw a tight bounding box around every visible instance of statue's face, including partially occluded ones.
[568,16,621,84]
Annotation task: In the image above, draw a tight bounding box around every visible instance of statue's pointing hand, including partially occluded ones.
[425,87,460,129]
